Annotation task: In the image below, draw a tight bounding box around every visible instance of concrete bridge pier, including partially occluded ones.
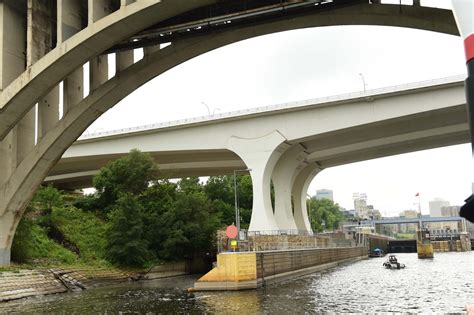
[292,163,323,233]
[272,144,308,233]
[0,211,20,266]
[227,131,290,233]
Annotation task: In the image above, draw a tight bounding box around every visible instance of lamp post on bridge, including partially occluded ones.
[358,73,367,93]
[234,168,251,240]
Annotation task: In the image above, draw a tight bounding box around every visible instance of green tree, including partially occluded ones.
[204,175,253,228]
[30,185,65,231]
[159,191,221,261]
[32,185,64,216]
[93,149,158,213]
[308,198,344,233]
[178,177,203,194]
[140,181,177,256]
[11,212,35,263]
[105,194,152,267]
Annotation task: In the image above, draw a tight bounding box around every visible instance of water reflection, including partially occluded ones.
[0,252,472,314]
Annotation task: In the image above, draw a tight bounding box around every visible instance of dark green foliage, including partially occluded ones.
[32,185,64,215]
[50,206,107,262]
[73,194,99,212]
[11,215,77,265]
[11,212,34,263]
[308,198,344,232]
[32,185,65,230]
[159,191,221,260]
[178,177,203,194]
[93,149,158,213]
[140,181,177,256]
[204,175,252,228]
[105,194,152,267]
[13,150,259,267]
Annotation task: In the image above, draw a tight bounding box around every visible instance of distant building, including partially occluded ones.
[353,193,368,219]
[371,209,382,220]
[341,210,356,221]
[316,189,333,201]
[429,198,450,217]
[440,206,460,217]
[398,210,419,233]
[399,210,419,219]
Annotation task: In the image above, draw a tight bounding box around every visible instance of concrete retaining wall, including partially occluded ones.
[256,247,366,279]
[195,246,366,291]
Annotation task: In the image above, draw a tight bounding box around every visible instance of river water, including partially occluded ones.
[1,252,473,314]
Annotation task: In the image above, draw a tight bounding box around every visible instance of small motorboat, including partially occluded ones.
[368,248,385,258]
[383,255,406,269]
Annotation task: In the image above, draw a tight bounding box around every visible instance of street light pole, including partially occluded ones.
[358,73,367,93]
[234,168,251,240]
[201,102,211,116]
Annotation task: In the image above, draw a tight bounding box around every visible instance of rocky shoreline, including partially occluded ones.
[0,264,188,303]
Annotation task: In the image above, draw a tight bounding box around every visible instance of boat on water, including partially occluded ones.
[368,248,385,258]
[383,255,406,269]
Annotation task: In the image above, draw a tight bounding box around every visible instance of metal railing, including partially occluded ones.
[79,75,465,141]
[217,229,362,253]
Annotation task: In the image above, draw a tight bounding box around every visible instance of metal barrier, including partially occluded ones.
[217,229,360,253]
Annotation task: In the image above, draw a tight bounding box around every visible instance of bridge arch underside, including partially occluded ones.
[0,0,464,264]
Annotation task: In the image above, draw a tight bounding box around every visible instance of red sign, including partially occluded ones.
[226,225,238,239]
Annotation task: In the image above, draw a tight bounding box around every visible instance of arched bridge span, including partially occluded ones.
[0,0,464,265]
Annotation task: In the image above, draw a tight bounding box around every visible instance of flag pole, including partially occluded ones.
[417,193,422,229]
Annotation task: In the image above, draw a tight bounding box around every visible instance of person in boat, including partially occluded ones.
[389,255,397,264]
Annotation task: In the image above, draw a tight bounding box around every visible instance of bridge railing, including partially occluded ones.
[217,229,362,253]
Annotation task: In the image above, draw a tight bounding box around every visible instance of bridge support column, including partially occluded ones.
[0,1,26,185]
[292,163,323,234]
[227,131,290,233]
[88,0,119,91]
[58,0,86,114]
[0,211,19,266]
[272,144,308,233]
[27,0,60,139]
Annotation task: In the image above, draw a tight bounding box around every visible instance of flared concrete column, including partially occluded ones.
[0,211,19,266]
[272,144,308,232]
[227,131,290,233]
[292,163,323,234]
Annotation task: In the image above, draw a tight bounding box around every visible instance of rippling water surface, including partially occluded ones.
[1,252,473,314]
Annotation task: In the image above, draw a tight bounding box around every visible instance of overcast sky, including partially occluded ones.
[86,0,473,216]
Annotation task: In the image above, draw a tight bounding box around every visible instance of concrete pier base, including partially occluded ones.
[0,248,11,266]
[194,246,366,291]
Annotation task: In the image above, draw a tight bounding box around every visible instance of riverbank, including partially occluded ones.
[1,252,471,313]
[0,262,189,302]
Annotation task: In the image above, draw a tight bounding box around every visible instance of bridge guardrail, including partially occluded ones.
[79,74,466,141]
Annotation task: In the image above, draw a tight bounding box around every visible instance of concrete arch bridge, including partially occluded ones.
[0,0,468,265]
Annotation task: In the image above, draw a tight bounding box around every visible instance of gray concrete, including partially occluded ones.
[0,248,10,266]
